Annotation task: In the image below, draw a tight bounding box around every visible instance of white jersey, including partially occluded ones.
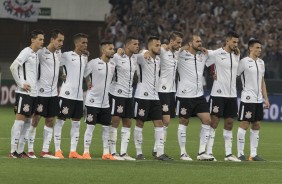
[135,54,160,100]
[237,57,265,103]
[176,50,208,98]
[59,51,88,101]
[109,53,138,98]
[14,47,39,97]
[37,47,62,97]
[206,48,240,97]
[84,58,116,108]
[158,47,178,93]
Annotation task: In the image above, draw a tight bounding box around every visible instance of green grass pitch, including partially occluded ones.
[1,106,282,184]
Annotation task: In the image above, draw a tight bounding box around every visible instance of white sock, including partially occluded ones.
[42,126,53,152]
[134,126,143,155]
[120,127,131,155]
[84,124,95,154]
[178,124,187,155]
[223,129,233,156]
[11,120,24,153]
[70,121,80,152]
[109,127,117,155]
[154,126,167,153]
[199,124,210,154]
[206,128,216,155]
[17,118,31,153]
[155,127,164,157]
[250,129,259,157]
[28,126,36,152]
[54,119,64,152]
[102,126,110,155]
[237,127,246,157]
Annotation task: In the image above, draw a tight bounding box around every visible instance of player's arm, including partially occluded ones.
[10,56,30,92]
[262,77,270,109]
[83,60,94,89]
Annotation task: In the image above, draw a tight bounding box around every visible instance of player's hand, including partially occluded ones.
[200,47,208,55]
[161,44,169,51]
[61,75,66,81]
[117,48,125,56]
[264,99,270,109]
[144,51,151,60]
[213,74,217,80]
[87,81,93,89]
[234,47,240,55]
[22,83,31,92]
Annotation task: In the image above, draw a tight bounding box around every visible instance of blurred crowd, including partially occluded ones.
[104,0,282,79]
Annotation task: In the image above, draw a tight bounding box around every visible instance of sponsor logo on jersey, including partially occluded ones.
[217,89,222,94]
[65,91,70,95]
[90,98,94,103]
[98,62,104,64]
[117,105,124,113]
[248,66,253,68]
[162,86,166,90]
[118,89,122,94]
[144,92,148,96]
[246,96,251,100]
[39,88,44,93]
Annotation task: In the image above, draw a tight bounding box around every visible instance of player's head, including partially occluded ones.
[248,38,262,58]
[125,36,139,54]
[147,36,161,56]
[225,30,239,51]
[99,41,115,59]
[30,30,44,50]
[50,29,64,50]
[168,31,183,51]
[188,34,202,52]
[73,33,88,52]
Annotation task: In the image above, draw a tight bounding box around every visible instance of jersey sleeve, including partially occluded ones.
[84,59,95,77]
[205,50,216,67]
[237,59,245,76]
[60,52,67,66]
[15,48,30,66]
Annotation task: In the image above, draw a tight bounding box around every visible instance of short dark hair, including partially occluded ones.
[99,40,113,50]
[147,36,160,44]
[168,31,183,41]
[125,36,138,45]
[73,33,88,43]
[30,30,44,39]
[226,30,239,39]
[248,38,261,48]
[50,29,64,39]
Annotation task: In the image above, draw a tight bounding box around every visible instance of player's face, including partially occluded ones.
[52,33,64,50]
[170,36,182,51]
[76,37,88,52]
[32,34,44,50]
[191,36,202,51]
[149,40,161,55]
[104,44,115,58]
[128,39,139,54]
[250,43,262,57]
[226,37,239,51]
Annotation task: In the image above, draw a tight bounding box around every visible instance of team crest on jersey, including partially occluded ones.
[62,107,69,115]
[144,92,148,96]
[180,108,187,115]
[118,89,122,94]
[22,104,30,112]
[90,98,94,103]
[117,105,124,113]
[37,104,43,113]
[138,109,145,117]
[162,104,169,112]
[245,111,252,119]
[162,86,166,90]
[86,114,94,122]
[217,89,222,94]
[213,106,219,113]
[65,91,70,95]
[39,88,44,93]
[246,96,251,100]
